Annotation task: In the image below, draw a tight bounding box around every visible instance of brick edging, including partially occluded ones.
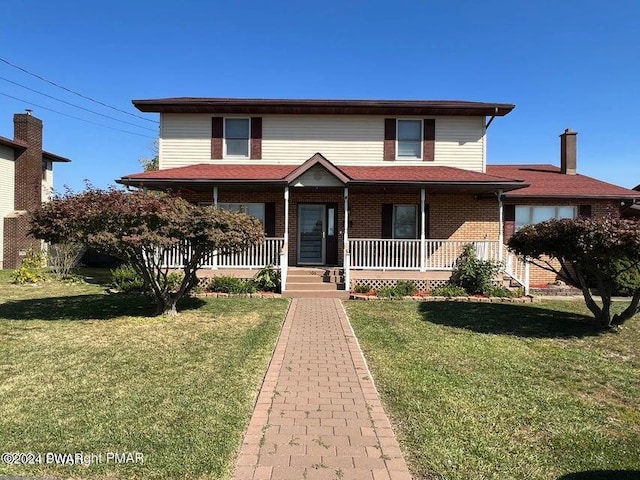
[349,294,539,303]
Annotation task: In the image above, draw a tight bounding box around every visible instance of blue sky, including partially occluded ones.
[1,0,639,191]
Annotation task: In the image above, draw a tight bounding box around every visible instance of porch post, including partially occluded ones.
[497,190,504,261]
[211,186,219,269]
[280,186,290,292]
[213,186,218,207]
[343,187,350,291]
[420,188,426,272]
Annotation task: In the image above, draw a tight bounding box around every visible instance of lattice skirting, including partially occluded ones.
[350,278,451,291]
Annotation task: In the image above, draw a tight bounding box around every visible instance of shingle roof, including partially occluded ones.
[487,165,640,200]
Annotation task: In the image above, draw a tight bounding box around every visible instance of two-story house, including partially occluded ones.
[117,98,640,295]
[1,111,71,269]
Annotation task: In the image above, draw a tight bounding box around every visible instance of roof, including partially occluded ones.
[118,155,527,193]
[42,150,72,163]
[0,135,70,162]
[487,165,640,200]
[132,97,515,116]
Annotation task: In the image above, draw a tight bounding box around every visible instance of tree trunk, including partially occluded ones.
[155,293,178,316]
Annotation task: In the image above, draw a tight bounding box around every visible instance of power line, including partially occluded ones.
[0,75,157,132]
[0,91,156,139]
[0,56,158,124]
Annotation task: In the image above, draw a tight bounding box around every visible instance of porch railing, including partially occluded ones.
[159,238,284,269]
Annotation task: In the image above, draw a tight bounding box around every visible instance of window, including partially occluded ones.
[224,118,250,157]
[515,205,576,230]
[393,205,418,239]
[219,203,265,226]
[397,119,422,159]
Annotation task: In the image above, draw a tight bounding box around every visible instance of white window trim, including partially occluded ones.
[515,205,577,231]
[396,118,423,161]
[392,204,419,239]
[223,117,251,159]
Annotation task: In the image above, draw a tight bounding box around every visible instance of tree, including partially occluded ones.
[508,217,640,329]
[138,139,159,171]
[28,186,264,315]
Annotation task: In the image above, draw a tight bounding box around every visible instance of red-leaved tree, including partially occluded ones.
[508,217,640,328]
[28,187,264,315]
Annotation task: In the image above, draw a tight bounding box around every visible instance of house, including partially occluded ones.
[117,98,640,294]
[0,111,71,269]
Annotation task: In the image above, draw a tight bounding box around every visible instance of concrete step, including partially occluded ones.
[283,290,350,299]
[286,275,327,283]
[286,282,340,291]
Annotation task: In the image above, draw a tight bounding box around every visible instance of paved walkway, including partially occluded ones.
[234,298,412,480]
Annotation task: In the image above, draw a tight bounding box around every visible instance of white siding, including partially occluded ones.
[160,114,485,171]
[0,145,15,269]
[42,161,53,201]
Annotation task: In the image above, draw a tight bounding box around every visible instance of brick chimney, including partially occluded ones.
[13,111,44,209]
[560,128,577,175]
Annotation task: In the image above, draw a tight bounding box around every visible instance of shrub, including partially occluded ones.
[431,284,467,297]
[48,242,84,280]
[12,248,48,284]
[111,264,145,293]
[353,283,372,294]
[610,257,640,296]
[450,244,502,295]
[207,276,256,294]
[395,280,417,296]
[485,285,517,298]
[377,286,399,299]
[166,272,184,293]
[253,265,281,292]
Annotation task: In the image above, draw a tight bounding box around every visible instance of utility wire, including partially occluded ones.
[0,56,158,124]
[0,91,156,139]
[0,75,157,132]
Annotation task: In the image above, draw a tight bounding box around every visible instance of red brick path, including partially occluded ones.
[233,298,412,480]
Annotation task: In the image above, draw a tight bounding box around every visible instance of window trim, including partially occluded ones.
[515,205,577,231]
[223,117,251,159]
[396,119,423,161]
[392,204,419,239]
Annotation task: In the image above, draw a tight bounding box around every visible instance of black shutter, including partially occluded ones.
[578,205,592,218]
[211,117,223,159]
[382,204,393,239]
[424,204,430,238]
[503,204,515,242]
[423,119,435,161]
[384,119,396,161]
[250,117,262,159]
[264,202,276,237]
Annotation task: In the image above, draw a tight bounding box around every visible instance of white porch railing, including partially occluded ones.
[349,238,529,291]
[159,238,284,269]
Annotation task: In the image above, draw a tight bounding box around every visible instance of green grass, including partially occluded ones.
[0,269,289,479]
[345,300,640,480]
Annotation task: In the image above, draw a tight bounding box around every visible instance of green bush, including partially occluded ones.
[611,257,640,296]
[166,272,184,293]
[110,264,145,293]
[207,276,256,294]
[431,284,467,297]
[377,286,399,299]
[353,283,372,294]
[450,244,502,295]
[485,285,517,298]
[253,265,281,292]
[12,248,48,284]
[395,280,417,296]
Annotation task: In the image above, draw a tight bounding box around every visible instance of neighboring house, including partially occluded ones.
[117,98,640,293]
[0,111,71,269]
[623,183,640,218]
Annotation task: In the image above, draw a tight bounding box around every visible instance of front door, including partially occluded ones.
[298,204,325,265]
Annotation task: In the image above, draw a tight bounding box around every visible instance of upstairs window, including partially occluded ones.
[397,120,422,159]
[515,205,576,231]
[224,118,250,157]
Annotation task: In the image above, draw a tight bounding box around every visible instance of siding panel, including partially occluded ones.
[160,114,485,171]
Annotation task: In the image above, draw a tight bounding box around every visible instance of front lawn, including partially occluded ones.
[0,270,288,479]
[346,300,640,480]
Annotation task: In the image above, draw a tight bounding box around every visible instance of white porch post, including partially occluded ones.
[211,185,219,269]
[213,186,218,207]
[524,257,530,296]
[343,187,350,291]
[497,190,504,261]
[420,188,426,272]
[280,187,290,292]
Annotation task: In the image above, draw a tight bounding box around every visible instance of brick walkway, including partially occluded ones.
[233,298,412,480]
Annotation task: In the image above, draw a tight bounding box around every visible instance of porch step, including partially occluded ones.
[285,267,346,297]
[286,282,341,291]
[283,290,350,299]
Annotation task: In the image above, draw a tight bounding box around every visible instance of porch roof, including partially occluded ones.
[488,165,640,200]
[117,161,527,193]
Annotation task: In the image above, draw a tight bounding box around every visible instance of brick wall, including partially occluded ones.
[3,212,39,269]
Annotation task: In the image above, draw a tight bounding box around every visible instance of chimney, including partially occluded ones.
[560,128,577,175]
[13,112,43,210]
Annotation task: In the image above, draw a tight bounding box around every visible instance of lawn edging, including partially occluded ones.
[350,293,539,303]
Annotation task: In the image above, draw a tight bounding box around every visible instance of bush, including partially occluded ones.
[48,242,84,280]
[253,265,281,292]
[485,285,517,298]
[111,264,145,293]
[207,276,256,294]
[395,280,417,296]
[12,248,48,284]
[353,283,372,294]
[610,257,640,296]
[450,244,502,295]
[377,286,399,299]
[431,284,467,297]
[166,272,184,293]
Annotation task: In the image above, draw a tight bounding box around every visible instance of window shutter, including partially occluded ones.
[264,202,276,237]
[250,117,262,159]
[384,119,396,161]
[578,205,592,218]
[211,117,223,159]
[423,119,435,162]
[424,204,430,238]
[381,204,393,238]
[503,204,515,242]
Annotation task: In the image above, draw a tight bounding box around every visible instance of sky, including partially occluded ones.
[1,0,639,191]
